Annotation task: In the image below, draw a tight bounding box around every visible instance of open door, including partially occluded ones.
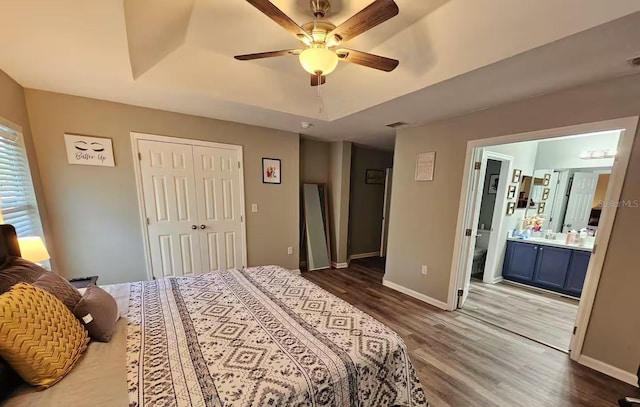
[457,148,489,308]
[380,168,393,256]
[562,172,599,232]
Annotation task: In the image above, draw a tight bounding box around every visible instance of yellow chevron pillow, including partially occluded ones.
[0,283,89,389]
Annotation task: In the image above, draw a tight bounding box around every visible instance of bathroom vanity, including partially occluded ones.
[502,237,592,298]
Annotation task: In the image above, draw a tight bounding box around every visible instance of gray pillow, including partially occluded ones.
[32,272,82,311]
[73,284,118,342]
[0,258,48,294]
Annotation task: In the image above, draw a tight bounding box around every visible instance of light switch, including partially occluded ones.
[287,247,293,255]
[251,204,258,213]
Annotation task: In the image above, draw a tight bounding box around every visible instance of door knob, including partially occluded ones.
[200,225,206,229]
[191,225,197,230]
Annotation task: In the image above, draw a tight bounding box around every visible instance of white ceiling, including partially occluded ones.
[1,0,640,150]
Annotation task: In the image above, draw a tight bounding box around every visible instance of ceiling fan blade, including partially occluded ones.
[328,0,399,44]
[234,49,302,60]
[246,0,312,41]
[337,49,399,72]
[310,74,327,86]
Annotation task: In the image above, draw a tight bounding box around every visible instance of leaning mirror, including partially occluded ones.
[302,183,331,271]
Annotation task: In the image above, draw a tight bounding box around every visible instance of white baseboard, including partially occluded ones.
[382,279,448,310]
[349,252,379,261]
[332,261,348,269]
[579,355,639,387]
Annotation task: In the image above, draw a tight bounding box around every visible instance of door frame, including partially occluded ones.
[130,132,248,281]
[446,116,638,366]
[380,168,393,257]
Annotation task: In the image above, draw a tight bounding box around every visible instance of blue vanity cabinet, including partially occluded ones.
[503,241,538,282]
[565,251,591,297]
[532,246,572,290]
[502,239,591,297]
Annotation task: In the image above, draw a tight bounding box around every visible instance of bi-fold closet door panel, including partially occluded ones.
[138,140,202,278]
[193,145,244,273]
[138,139,244,279]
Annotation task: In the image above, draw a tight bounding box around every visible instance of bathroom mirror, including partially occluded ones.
[302,183,331,271]
[524,167,612,233]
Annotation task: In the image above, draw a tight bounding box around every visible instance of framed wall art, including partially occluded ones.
[262,158,281,184]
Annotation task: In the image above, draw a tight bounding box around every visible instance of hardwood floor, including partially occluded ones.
[460,280,578,351]
[303,259,638,407]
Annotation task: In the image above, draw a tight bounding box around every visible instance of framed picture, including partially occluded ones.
[415,151,435,181]
[506,202,516,215]
[64,134,115,167]
[542,188,550,201]
[365,169,385,184]
[507,185,517,199]
[488,174,499,194]
[538,202,546,214]
[512,169,522,183]
[262,158,281,184]
[543,173,551,186]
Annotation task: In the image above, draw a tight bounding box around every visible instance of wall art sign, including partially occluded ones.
[365,169,385,184]
[262,158,281,184]
[415,152,436,181]
[64,134,115,167]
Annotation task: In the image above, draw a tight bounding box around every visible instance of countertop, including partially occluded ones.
[507,236,593,252]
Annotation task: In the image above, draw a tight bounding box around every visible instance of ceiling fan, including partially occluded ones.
[235,0,400,86]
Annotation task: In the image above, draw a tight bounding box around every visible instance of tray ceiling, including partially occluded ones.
[1,0,640,149]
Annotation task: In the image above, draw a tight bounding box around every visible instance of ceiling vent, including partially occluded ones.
[386,121,411,129]
[628,56,640,67]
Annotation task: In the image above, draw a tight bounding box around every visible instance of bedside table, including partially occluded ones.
[68,276,99,289]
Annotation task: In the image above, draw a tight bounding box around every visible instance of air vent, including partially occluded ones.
[386,121,410,129]
[628,56,640,67]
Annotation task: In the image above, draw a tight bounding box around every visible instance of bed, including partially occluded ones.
[0,225,428,406]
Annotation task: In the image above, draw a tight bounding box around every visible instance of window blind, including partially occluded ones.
[0,127,43,238]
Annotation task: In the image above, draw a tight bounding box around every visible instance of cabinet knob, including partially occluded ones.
[200,225,206,230]
[191,225,197,230]
[540,247,544,251]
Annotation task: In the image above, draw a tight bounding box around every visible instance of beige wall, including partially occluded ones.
[386,72,640,375]
[299,138,331,265]
[300,138,330,184]
[328,141,352,264]
[24,90,300,284]
[348,145,393,256]
[0,71,51,253]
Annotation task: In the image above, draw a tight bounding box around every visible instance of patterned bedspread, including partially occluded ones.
[126,266,428,407]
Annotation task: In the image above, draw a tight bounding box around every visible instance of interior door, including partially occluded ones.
[458,149,488,308]
[380,168,393,257]
[562,172,599,232]
[193,145,245,271]
[138,140,202,278]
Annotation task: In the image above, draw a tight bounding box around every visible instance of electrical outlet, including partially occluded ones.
[421,265,428,275]
[287,247,293,255]
[251,204,258,213]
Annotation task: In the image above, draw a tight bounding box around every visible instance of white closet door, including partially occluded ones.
[193,145,245,271]
[138,140,202,278]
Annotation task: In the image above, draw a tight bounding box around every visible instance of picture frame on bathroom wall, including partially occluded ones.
[511,169,522,183]
[538,202,546,214]
[507,185,517,200]
[542,188,550,200]
[543,173,551,186]
[506,202,516,215]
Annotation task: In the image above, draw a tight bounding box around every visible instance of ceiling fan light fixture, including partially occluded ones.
[299,47,338,75]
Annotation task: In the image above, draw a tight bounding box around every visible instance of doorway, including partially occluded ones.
[448,117,637,363]
[131,133,248,280]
